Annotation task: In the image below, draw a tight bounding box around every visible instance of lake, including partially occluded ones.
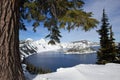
[25,52,97,72]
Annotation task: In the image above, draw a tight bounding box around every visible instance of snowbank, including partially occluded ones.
[25,63,120,80]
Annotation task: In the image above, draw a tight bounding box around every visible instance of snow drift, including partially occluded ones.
[25,63,120,80]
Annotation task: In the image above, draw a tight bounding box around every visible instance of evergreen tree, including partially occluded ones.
[97,9,110,64]
[97,9,117,64]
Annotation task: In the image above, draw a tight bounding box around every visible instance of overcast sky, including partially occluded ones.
[20,0,120,42]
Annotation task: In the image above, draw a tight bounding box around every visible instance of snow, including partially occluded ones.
[25,63,120,80]
[20,38,99,58]
[25,38,34,42]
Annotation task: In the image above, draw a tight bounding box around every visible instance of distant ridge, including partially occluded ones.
[20,38,100,60]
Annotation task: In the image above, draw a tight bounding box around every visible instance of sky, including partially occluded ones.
[20,0,120,42]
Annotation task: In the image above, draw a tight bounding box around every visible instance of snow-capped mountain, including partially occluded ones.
[19,38,99,58]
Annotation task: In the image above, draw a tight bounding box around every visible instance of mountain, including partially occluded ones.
[61,40,99,54]
[19,38,100,59]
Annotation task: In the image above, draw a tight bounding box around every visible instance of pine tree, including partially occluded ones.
[97,9,110,63]
[97,9,117,64]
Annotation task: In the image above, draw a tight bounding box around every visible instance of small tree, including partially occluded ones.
[97,9,117,64]
[97,9,111,64]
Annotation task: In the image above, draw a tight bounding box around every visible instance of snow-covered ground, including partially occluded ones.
[25,63,120,80]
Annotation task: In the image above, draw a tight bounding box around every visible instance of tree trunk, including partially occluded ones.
[0,0,25,80]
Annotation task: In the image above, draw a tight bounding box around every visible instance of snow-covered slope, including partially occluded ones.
[20,39,37,60]
[20,38,99,58]
[19,38,62,59]
[25,63,120,80]
[62,40,99,54]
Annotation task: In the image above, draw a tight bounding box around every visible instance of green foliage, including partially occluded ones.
[108,26,117,60]
[44,17,62,44]
[26,63,51,74]
[97,9,117,64]
[20,0,98,44]
[97,9,110,49]
[59,10,99,31]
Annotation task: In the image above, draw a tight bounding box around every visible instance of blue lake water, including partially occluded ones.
[25,52,97,72]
